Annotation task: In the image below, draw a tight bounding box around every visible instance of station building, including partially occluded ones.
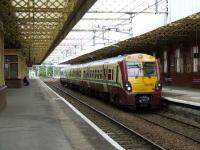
[0,0,96,111]
[0,0,200,109]
[0,1,199,149]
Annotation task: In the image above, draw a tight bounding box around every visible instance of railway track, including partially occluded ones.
[154,112,200,129]
[134,113,200,143]
[47,82,165,150]
[45,80,200,149]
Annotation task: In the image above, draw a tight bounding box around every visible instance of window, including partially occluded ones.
[164,51,168,73]
[127,62,142,77]
[175,48,183,73]
[97,70,100,79]
[143,62,156,76]
[4,55,18,79]
[192,46,199,72]
[108,69,113,80]
[93,70,95,78]
[99,70,103,79]
[89,70,92,78]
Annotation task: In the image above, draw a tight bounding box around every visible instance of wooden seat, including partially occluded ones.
[192,79,200,88]
[164,77,173,85]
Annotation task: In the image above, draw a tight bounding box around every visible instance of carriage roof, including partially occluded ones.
[64,53,155,69]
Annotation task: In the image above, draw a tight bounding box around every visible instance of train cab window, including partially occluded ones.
[143,62,157,76]
[127,62,142,77]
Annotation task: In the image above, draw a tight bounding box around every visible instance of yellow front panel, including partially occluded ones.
[128,76,157,92]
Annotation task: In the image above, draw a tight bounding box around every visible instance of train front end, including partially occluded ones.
[124,54,162,109]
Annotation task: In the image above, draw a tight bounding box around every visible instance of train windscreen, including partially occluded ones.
[127,62,156,77]
[127,62,142,77]
[143,62,157,76]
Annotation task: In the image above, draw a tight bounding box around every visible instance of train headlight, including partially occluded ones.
[155,81,162,91]
[124,81,132,92]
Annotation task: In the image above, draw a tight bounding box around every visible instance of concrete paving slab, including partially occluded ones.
[0,79,116,150]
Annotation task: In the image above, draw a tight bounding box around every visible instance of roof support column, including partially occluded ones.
[0,20,7,111]
[0,21,4,85]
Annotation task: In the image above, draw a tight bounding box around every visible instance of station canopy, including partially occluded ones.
[63,11,200,64]
[0,0,96,64]
[45,0,168,64]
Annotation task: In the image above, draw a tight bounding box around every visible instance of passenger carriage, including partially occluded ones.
[60,53,162,109]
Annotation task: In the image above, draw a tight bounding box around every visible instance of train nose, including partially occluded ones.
[128,76,157,92]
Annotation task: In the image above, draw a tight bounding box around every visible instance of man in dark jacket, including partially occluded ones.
[23,76,29,86]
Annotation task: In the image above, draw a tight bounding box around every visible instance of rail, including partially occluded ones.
[47,82,166,150]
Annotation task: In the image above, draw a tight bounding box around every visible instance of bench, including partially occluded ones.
[164,77,173,85]
[192,79,200,88]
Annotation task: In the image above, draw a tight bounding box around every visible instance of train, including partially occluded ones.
[60,53,162,109]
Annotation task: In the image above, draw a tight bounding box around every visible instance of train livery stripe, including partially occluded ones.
[67,77,121,87]
[40,79,125,150]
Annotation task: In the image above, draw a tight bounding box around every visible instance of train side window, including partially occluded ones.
[104,68,107,80]
[97,70,100,79]
[92,70,94,78]
[99,70,101,79]
[99,70,102,79]
[87,70,90,78]
[96,70,98,79]
[111,69,113,80]
[108,69,112,80]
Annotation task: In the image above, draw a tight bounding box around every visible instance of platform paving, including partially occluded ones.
[0,79,116,150]
[162,86,200,107]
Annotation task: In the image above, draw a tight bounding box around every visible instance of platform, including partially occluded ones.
[0,79,116,150]
[162,86,200,107]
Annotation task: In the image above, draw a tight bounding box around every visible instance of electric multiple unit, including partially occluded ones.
[60,53,162,109]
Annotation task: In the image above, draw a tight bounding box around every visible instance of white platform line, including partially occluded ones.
[39,79,125,150]
[163,96,200,107]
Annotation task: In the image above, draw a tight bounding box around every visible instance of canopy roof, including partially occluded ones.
[64,12,200,64]
[0,0,96,64]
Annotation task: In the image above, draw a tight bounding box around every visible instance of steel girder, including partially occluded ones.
[0,0,96,64]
